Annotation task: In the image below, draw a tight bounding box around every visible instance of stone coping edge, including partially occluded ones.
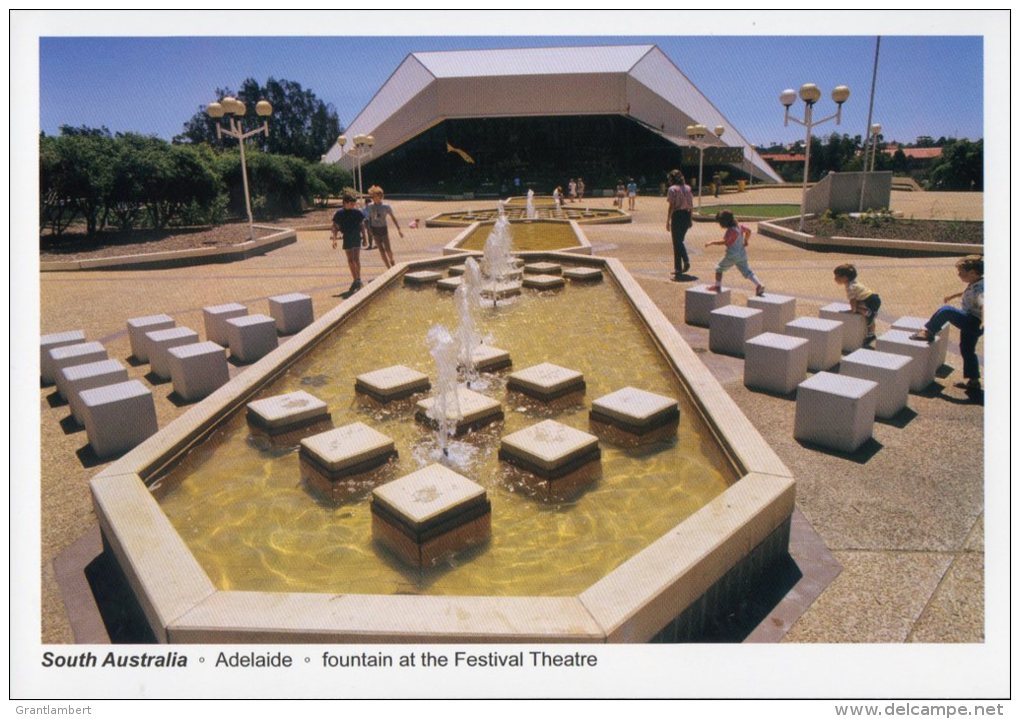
[441,220,593,256]
[90,253,797,643]
[40,227,297,272]
[758,219,982,257]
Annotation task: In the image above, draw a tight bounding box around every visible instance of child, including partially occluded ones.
[910,255,984,391]
[704,210,765,296]
[833,263,882,343]
[330,193,367,298]
[365,185,403,269]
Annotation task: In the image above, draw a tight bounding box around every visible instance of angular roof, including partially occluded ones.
[325,44,782,183]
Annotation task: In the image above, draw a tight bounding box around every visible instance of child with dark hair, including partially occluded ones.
[331,193,367,298]
[911,255,984,391]
[704,210,765,296]
[833,263,882,343]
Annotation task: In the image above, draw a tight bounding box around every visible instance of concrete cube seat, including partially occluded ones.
[246,390,330,435]
[59,359,129,425]
[468,345,512,373]
[589,387,679,435]
[794,372,878,453]
[79,380,158,459]
[891,316,949,371]
[268,293,314,335]
[371,464,491,568]
[40,329,86,385]
[225,314,278,364]
[744,333,810,395]
[709,306,764,357]
[506,362,585,401]
[146,326,200,380]
[202,303,248,346]
[840,349,913,419]
[300,423,398,503]
[49,342,109,399]
[819,302,867,352]
[479,281,522,300]
[874,330,939,392]
[747,294,796,335]
[685,285,731,327]
[436,277,462,291]
[126,314,175,362]
[167,341,229,402]
[785,317,843,372]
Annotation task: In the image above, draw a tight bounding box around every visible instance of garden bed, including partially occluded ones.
[774,216,983,245]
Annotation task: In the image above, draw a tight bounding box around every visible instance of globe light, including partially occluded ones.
[831,85,851,105]
[337,134,347,148]
[206,102,225,119]
[799,83,822,105]
[714,125,725,138]
[256,99,273,117]
[220,96,238,115]
[871,123,882,134]
[779,89,797,107]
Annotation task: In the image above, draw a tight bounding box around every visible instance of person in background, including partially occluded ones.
[626,177,638,211]
[665,169,694,280]
[576,177,585,202]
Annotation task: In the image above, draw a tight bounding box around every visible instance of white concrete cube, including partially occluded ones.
[167,341,229,402]
[60,359,129,425]
[268,293,314,335]
[127,314,175,362]
[41,330,86,385]
[479,281,522,301]
[785,317,843,372]
[589,387,679,433]
[891,316,949,370]
[744,333,810,395]
[499,419,601,479]
[79,380,158,459]
[469,345,512,372]
[819,302,867,352]
[225,314,278,364]
[746,294,796,335]
[301,422,397,477]
[447,264,467,276]
[202,303,248,346]
[437,276,462,291]
[709,306,764,357]
[685,285,732,327]
[794,372,878,453]
[146,327,199,380]
[416,387,504,435]
[840,349,913,419]
[874,330,939,392]
[49,342,109,399]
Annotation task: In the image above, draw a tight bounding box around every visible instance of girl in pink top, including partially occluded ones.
[704,210,765,296]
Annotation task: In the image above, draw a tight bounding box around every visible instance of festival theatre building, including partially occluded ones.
[324,44,781,196]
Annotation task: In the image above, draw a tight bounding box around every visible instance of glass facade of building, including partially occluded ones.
[362,115,747,197]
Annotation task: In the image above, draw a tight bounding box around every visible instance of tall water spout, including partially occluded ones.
[482,212,516,307]
[526,189,537,220]
[425,325,462,457]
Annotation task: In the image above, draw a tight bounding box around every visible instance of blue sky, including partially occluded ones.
[39,33,983,148]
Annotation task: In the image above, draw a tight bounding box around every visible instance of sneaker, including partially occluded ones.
[706,285,721,292]
[755,285,766,297]
[909,330,935,343]
[863,334,877,344]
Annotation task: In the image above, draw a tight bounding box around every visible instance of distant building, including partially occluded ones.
[324,45,782,194]
[883,145,944,161]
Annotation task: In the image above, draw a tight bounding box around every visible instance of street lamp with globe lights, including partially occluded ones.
[337,133,375,199]
[780,83,850,231]
[685,123,725,211]
[207,95,273,241]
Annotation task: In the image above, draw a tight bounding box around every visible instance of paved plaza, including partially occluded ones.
[38,186,987,644]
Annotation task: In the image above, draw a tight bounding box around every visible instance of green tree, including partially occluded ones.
[175,77,342,161]
[308,162,352,207]
[44,128,116,235]
[926,139,983,190]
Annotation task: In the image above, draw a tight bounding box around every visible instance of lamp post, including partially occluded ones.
[685,123,725,211]
[337,133,375,198]
[207,95,272,241]
[868,122,882,172]
[858,122,881,212]
[780,83,850,231]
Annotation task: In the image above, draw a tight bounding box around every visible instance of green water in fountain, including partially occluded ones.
[155,274,736,597]
[460,221,580,251]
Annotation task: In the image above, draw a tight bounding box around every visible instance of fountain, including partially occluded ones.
[480,207,521,306]
[454,259,483,387]
[525,189,537,220]
[91,251,796,644]
[423,325,461,457]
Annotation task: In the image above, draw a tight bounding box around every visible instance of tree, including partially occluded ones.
[175,77,342,161]
[926,139,983,190]
[308,162,352,207]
